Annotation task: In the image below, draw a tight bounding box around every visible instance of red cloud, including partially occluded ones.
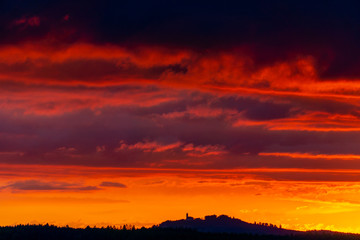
[13,16,40,27]
[115,140,227,158]
[0,42,359,172]
[116,140,182,153]
[0,43,359,102]
[182,144,227,157]
[63,14,70,21]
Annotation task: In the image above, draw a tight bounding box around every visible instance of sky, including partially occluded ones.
[2,0,360,233]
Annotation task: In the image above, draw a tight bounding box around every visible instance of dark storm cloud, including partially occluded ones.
[1,0,360,78]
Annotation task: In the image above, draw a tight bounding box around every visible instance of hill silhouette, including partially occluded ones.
[1,223,360,240]
[158,214,298,235]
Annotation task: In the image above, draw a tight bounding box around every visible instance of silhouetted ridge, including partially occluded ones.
[1,223,360,240]
[158,214,298,235]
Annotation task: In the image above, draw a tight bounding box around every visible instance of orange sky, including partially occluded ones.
[2,164,360,233]
[2,1,360,233]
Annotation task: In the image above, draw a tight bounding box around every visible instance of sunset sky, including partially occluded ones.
[2,0,360,233]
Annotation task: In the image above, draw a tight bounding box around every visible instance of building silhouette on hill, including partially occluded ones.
[186,213,194,221]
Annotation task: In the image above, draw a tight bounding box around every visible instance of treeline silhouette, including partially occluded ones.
[253,222,281,229]
[1,224,360,240]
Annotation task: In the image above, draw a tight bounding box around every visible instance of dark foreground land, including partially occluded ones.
[1,225,360,240]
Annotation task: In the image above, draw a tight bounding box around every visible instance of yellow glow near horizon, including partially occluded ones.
[1,164,360,233]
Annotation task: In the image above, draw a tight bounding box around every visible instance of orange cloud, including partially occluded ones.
[234,112,360,132]
[260,152,360,160]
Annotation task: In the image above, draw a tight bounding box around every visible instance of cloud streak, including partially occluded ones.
[1,180,100,191]
[100,181,127,188]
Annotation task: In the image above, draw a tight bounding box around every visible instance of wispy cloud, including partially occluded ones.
[1,180,100,192]
[100,181,127,188]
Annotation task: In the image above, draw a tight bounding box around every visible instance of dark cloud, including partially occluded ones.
[1,0,360,78]
[100,181,127,188]
[211,96,296,120]
[0,59,187,83]
[0,99,359,170]
[0,83,359,170]
[1,180,100,191]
